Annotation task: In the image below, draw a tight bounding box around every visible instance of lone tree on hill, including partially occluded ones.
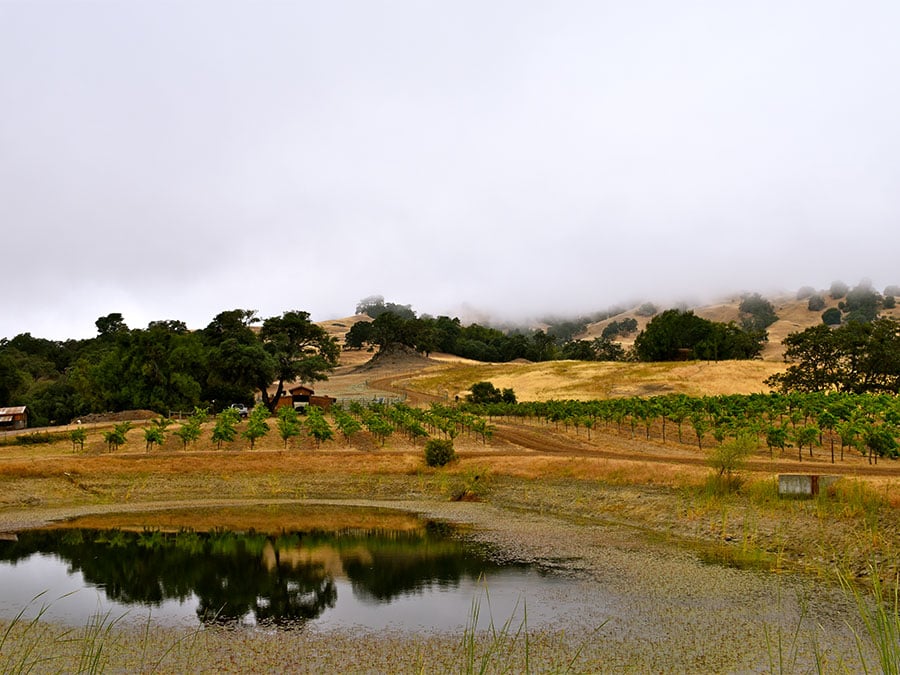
[822,308,842,326]
[830,280,849,299]
[739,293,778,331]
[344,320,375,349]
[355,295,417,320]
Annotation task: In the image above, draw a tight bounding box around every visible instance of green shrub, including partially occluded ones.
[706,433,755,493]
[0,431,67,447]
[424,438,456,467]
[807,294,825,311]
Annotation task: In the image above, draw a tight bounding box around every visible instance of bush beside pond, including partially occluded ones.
[424,439,456,467]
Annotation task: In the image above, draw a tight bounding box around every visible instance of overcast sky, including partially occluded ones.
[2,1,899,340]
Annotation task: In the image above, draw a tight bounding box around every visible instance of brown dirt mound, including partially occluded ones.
[353,344,437,372]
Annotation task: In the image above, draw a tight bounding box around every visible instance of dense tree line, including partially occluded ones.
[347,296,771,365]
[632,309,767,361]
[601,317,638,340]
[344,312,627,363]
[0,310,338,426]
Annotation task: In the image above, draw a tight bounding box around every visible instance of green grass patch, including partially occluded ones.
[0,432,68,447]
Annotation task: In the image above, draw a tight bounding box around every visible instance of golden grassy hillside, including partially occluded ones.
[399,359,785,401]
[568,290,900,362]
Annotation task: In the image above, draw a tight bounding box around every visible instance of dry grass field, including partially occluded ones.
[398,358,786,401]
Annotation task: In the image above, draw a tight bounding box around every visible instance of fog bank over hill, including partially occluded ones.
[3,278,899,343]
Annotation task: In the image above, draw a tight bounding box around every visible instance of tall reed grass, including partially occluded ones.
[841,568,900,674]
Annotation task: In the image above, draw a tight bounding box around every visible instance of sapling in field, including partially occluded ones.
[276,405,303,448]
[305,406,334,447]
[143,427,164,452]
[790,424,819,462]
[332,407,363,444]
[765,425,788,458]
[143,417,170,452]
[70,427,87,452]
[211,407,241,449]
[173,408,206,450]
[243,405,270,450]
[103,422,132,452]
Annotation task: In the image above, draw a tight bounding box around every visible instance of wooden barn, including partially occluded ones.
[0,406,28,431]
[274,385,337,412]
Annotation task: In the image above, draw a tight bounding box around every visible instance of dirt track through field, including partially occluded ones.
[366,373,446,405]
[489,421,900,478]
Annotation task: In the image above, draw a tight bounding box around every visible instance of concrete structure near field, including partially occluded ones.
[778,474,839,498]
[0,406,28,431]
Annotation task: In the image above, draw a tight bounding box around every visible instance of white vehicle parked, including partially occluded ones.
[228,403,249,418]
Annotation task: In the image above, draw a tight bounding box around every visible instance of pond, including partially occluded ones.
[0,505,586,632]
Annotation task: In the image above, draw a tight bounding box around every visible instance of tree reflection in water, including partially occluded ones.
[0,521,512,628]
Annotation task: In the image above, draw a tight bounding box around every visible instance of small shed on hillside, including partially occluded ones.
[274,385,337,412]
[0,406,28,431]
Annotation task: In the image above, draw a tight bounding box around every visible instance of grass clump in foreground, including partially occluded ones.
[0,592,126,675]
[0,583,606,674]
[842,568,900,675]
[461,583,603,675]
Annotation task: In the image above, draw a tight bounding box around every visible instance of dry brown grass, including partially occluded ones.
[400,358,785,401]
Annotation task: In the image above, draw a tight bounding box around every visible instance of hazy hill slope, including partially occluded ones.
[578,291,899,362]
[322,288,900,365]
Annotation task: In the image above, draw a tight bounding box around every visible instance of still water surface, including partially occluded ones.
[0,507,583,631]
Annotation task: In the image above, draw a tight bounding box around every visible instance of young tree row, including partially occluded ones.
[463,391,900,463]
